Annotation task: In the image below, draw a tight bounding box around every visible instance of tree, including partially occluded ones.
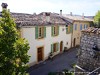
[94,10,100,28]
[0,8,30,75]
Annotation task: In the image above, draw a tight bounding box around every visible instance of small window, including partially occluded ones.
[35,26,46,39]
[80,24,82,30]
[84,24,88,29]
[54,26,56,35]
[51,43,59,53]
[74,24,77,30]
[51,26,59,36]
[39,27,42,37]
[66,25,73,33]
[86,25,88,28]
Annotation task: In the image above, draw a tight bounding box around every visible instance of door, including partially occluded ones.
[73,38,76,47]
[37,47,43,62]
[60,41,63,52]
[53,43,57,52]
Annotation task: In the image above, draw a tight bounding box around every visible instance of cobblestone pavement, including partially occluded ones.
[28,48,78,75]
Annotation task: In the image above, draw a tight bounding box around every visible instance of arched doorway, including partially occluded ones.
[60,41,63,52]
[73,38,76,47]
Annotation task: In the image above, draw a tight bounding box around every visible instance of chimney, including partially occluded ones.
[70,12,72,16]
[45,12,50,22]
[1,3,8,9]
[82,13,84,19]
[60,10,62,16]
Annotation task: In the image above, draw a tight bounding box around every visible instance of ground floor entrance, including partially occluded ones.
[37,47,44,62]
[60,41,63,52]
[73,38,76,47]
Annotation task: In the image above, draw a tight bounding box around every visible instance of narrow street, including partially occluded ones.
[28,48,78,75]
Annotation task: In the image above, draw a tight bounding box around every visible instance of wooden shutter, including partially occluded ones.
[35,26,38,39]
[44,26,46,38]
[51,44,53,52]
[51,26,54,36]
[70,25,73,33]
[56,43,59,51]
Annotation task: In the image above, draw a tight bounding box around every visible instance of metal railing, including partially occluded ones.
[87,67,100,75]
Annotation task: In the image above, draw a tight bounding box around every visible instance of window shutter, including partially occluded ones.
[58,26,59,35]
[51,44,53,52]
[35,26,38,39]
[44,26,46,38]
[56,43,59,51]
[70,25,73,33]
[51,26,54,36]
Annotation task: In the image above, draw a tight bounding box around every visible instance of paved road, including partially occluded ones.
[28,48,78,75]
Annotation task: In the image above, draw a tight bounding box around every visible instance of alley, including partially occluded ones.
[28,48,78,75]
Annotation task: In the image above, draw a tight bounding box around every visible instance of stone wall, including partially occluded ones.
[75,28,100,75]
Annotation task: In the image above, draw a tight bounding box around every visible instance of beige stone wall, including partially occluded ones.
[72,21,90,47]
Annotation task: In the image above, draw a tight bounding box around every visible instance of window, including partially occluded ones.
[51,26,59,36]
[86,25,88,28]
[51,42,59,53]
[38,27,43,38]
[66,25,73,33]
[74,24,77,30]
[35,26,46,39]
[80,24,82,30]
[84,24,88,29]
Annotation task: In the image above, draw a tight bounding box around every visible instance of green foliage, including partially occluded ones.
[0,9,30,75]
[94,10,100,28]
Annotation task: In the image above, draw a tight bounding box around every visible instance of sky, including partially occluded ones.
[0,0,100,16]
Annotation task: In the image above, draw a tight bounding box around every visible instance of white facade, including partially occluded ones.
[21,25,72,66]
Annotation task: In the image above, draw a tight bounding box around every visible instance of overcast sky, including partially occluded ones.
[0,0,100,16]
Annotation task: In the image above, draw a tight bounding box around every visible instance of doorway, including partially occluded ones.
[60,41,63,52]
[37,47,44,62]
[73,38,76,47]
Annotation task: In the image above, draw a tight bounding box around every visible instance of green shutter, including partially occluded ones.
[44,26,46,38]
[35,26,38,39]
[51,44,53,52]
[58,26,59,35]
[51,26,54,36]
[70,25,73,33]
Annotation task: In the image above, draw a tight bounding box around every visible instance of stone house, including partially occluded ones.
[63,13,93,47]
[11,12,73,66]
[75,27,100,75]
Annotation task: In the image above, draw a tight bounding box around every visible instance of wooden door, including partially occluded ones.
[60,41,63,52]
[53,43,56,52]
[37,47,43,62]
[73,38,76,47]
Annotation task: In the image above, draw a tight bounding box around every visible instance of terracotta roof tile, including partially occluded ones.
[63,14,93,22]
[82,27,100,34]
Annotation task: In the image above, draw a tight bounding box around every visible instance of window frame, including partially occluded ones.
[74,24,77,30]
[52,26,59,36]
[38,26,44,38]
[35,26,46,39]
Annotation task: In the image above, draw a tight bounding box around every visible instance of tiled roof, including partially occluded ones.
[82,27,100,34]
[63,14,93,22]
[11,12,70,26]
